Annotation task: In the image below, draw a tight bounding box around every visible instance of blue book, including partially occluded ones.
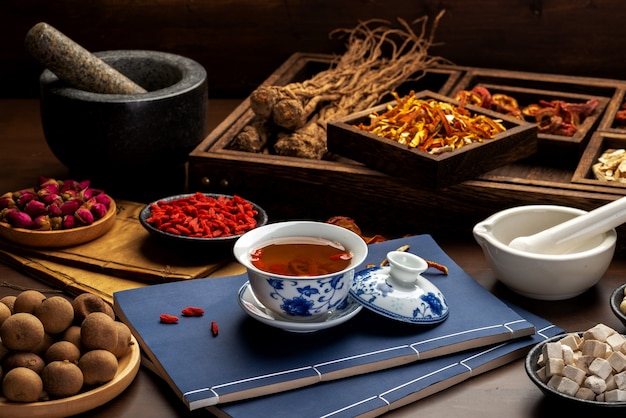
[113,235,536,410]
[205,303,562,417]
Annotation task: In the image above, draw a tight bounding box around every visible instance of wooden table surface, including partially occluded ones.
[2,98,626,417]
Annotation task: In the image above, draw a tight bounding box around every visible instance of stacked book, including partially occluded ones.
[113,234,563,417]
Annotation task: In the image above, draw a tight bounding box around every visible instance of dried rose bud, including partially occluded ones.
[37,178,61,196]
[60,188,77,200]
[62,214,76,229]
[50,216,63,230]
[60,198,82,216]
[60,179,79,193]
[32,215,52,231]
[79,186,105,201]
[75,207,94,225]
[23,199,47,217]
[76,180,91,191]
[0,192,16,210]
[94,193,111,207]
[90,202,108,220]
[37,187,61,204]
[5,209,33,229]
[15,190,36,207]
[47,202,62,217]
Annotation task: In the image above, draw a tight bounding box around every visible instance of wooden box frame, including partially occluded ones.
[188,54,626,251]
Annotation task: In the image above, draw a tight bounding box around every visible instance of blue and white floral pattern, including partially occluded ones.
[266,274,350,317]
[350,266,449,324]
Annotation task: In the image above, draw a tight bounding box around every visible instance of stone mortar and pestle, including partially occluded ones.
[24,23,209,200]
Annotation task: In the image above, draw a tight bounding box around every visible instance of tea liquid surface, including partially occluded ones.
[250,237,352,276]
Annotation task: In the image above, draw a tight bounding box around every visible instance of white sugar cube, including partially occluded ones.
[589,357,613,380]
[585,374,608,394]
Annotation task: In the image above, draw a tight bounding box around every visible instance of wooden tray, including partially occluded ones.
[188,55,626,253]
[327,90,537,189]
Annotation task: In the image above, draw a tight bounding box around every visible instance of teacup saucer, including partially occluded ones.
[237,281,362,333]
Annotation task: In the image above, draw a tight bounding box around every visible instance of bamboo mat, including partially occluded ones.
[0,200,245,304]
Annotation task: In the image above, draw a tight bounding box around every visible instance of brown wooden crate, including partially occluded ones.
[188,54,626,253]
[327,90,537,189]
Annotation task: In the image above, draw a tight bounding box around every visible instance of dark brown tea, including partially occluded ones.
[250,237,352,276]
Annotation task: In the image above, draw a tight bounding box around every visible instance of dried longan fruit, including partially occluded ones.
[2,366,43,402]
[78,349,118,386]
[0,302,11,327]
[2,351,45,375]
[13,290,46,314]
[0,295,16,313]
[34,295,74,334]
[111,321,132,358]
[61,325,83,351]
[0,312,45,352]
[0,341,10,362]
[80,312,117,352]
[42,360,84,398]
[32,332,55,357]
[45,340,81,364]
[72,293,114,324]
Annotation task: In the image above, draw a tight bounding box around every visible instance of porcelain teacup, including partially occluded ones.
[233,221,368,321]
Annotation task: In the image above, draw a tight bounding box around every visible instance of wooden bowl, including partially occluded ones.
[0,197,116,248]
[0,334,140,418]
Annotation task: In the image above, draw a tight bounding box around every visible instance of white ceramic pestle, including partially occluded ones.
[508,196,626,254]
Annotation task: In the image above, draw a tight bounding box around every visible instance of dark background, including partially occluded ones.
[3,0,625,99]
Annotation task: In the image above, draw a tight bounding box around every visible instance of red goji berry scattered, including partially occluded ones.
[211,321,219,337]
[145,192,259,238]
[181,306,205,317]
[159,313,179,324]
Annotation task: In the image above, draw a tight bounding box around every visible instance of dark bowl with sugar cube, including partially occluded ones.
[526,332,626,407]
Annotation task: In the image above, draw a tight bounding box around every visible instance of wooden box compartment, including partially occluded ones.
[597,88,626,133]
[451,68,616,158]
[572,131,626,189]
[326,90,538,189]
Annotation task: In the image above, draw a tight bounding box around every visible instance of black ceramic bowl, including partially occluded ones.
[139,193,268,253]
[525,333,626,407]
[610,283,626,328]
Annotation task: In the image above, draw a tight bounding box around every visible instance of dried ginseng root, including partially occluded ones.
[356,91,506,154]
[230,11,450,159]
[592,148,626,183]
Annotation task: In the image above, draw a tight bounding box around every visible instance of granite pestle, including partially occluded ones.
[24,22,147,95]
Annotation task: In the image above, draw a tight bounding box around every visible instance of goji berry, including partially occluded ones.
[181,306,205,317]
[145,192,258,238]
[160,314,179,324]
[211,321,219,336]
